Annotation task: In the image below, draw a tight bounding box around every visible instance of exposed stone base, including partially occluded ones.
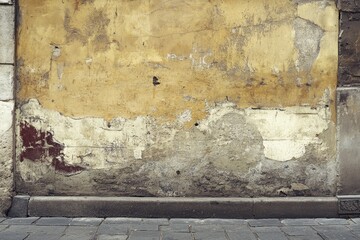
[338,195,360,217]
[0,196,12,217]
[7,196,339,218]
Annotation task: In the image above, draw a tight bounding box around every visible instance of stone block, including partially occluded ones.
[247,219,282,227]
[97,224,129,235]
[0,65,13,100]
[0,100,13,216]
[338,88,360,194]
[162,232,193,240]
[97,235,128,240]
[128,230,160,240]
[338,195,360,215]
[281,219,318,226]
[339,12,360,86]
[35,217,72,226]
[159,224,190,233]
[0,197,11,217]
[253,197,338,218]
[0,5,14,64]
[280,226,317,236]
[69,218,104,226]
[193,231,228,240]
[316,218,350,225]
[0,0,12,4]
[1,217,38,225]
[337,0,360,12]
[7,195,30,217]
[227,231,257,240]
[255,232,288,240]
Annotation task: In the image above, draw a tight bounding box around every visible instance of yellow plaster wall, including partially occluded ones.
[17,0,338,124]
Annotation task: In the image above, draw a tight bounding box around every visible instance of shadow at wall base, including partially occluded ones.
[7,195,353,219]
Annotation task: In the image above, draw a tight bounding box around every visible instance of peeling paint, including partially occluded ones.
[17,0,337,123]
[15,0,338,197]
[20,121,84,175]
[16,99,335,196]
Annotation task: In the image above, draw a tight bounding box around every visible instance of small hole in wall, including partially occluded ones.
[194,122,199,126]
[176,170,181,175]
[153,76,160,86]
[107,122,111,128]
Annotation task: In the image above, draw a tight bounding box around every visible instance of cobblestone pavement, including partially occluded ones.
[0,217,359,240]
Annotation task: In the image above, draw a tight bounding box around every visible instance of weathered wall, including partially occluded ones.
[0,0,15,215]
[337,0,360,196]
[16,0,338,197]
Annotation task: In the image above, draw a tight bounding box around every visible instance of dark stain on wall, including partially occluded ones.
[20,122,85,174]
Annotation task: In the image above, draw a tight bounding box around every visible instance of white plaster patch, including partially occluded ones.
[190,46,212,69]
[134,147,144,160]
[198,102,330,161]
[0,100,13,135]
[0,65,13,100]
[245,106,330,161]
[167,53,186,61]
[177,109,192,124]
[19,99,154,168]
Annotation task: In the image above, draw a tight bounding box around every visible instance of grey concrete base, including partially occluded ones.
[337,88,360,195]
[7,195,29,217]
[254,197,338,218]
[18,196,340,218]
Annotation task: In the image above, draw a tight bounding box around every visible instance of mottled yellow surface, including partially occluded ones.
[17,0,338,123]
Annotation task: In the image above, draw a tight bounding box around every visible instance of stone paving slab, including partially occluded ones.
[227,231,257,240]
[288,236,324,240]
[35,217,72,226]
[255,232,289,240]
[281,226,318,236]
[0,231,29,240]
[69,217,104,226]
[0,217,38,225]
[128,230,161,240]
[315,218,351,225]
[97,234,128,240]
[160,224,191,232]
[2,217,360,240]
[281,219,319,226]
[247,219,283,227]
[162,231,193,240]
[59,226,98,240]
[193,231,228,240]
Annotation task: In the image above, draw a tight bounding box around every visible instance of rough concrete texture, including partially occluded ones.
[16,0,338,197]
[338,88,360,195]
[0,65,14,100]
[0,101,14,215]
[0,5,14,64]
[16,100,336,197]
[339,11,360,85]
[337,0,360,12]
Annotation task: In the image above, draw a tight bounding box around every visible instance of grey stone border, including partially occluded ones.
[7,196,339,218]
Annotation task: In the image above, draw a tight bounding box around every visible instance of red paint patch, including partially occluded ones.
[52,158,85,173]
[20,122,85,174]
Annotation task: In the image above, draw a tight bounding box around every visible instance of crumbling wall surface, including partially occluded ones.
[0,0,14,215]
[16,0,338,197]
